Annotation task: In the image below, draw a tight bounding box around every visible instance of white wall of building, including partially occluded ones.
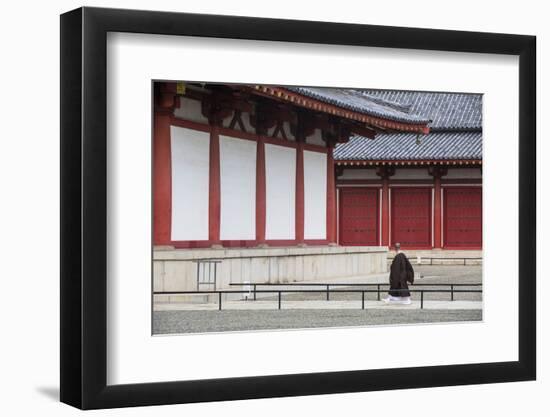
[306,128,325,146]
[304,151,327,239]
[339,168,379,180]
[392,167,432,180]
[173,96,209,124]
[445,167,483,179]
[219,135,257,240]
[265,144,296,240]
[267,121,293,140]
[170,126,210,241]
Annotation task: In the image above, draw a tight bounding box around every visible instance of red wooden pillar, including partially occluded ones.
[326,146,337,243]
[295,142,305,243]
[381,177,390,247]
[256,138,266,245]
[377,166,395,247]
[153,83,176,246]
[208,126,221,246]
[433,175,442,249]
[430,166,447,249]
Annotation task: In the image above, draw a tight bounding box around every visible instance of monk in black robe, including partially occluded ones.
[383,243,414,304]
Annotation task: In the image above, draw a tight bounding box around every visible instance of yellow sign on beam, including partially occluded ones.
[176,82,186,95]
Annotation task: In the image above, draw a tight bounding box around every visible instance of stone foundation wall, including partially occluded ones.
[387,249,483,266]
[153,246,388,294]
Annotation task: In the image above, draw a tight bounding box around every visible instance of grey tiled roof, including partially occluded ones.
[361,90,482,130]
[286,87,431,125]
[334,131,482,161]
[333,89,482,161]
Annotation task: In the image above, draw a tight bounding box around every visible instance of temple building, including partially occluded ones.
[334,90,482,250]
[152,82,481,294]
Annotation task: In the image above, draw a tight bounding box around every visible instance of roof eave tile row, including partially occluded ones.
[333,131,482,163]
[251,85,431,134]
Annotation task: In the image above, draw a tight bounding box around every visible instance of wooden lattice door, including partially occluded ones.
[391,187,432,248]
[339,188,379,246]
[443,187,482,248]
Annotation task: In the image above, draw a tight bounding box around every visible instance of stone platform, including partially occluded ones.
[154,246,388,302]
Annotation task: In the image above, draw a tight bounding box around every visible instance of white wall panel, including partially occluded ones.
[173,96,209,124]
[219,135,257,240]
[170,126,210,240]
[304,151,327,239]
[305,128,325,146]
[392,168,432,179]
[445,167,483,179]
[340,168,379,180]
[265,144,296,240]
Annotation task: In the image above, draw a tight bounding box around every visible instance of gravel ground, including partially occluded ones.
[153,265,483,335]
[153,308,482,334]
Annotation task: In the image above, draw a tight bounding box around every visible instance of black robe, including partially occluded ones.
[388,252,414,297]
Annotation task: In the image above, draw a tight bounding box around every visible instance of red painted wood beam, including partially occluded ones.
[153,111,172,245]
[326,147,337,243]
[433,175,442,249]
[153,85,176,246]
[381,177,390,247]
[295,142,305,243]
[429,166,448,249]
[208,127,221,245]
[376,166,395,247]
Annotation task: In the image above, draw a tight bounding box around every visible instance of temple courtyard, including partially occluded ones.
[153,264,482,334]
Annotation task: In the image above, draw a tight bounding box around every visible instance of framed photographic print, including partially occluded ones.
[60,6,536,409]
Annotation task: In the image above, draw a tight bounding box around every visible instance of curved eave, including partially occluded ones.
[251,85,430,135]
[335,159,482,166]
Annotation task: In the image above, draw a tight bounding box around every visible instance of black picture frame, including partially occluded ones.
[60,6,536,410]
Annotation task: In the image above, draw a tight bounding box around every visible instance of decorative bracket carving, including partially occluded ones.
[375,166,396,179]
[428,165,448,178]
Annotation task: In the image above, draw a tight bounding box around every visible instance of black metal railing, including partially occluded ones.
[228,282,482,302]
[390,257,482,266]
[154,286,482,311]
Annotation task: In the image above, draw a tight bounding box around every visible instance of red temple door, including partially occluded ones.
[339,188,379,246]
[443,187,482,248]
[391,187,432,248]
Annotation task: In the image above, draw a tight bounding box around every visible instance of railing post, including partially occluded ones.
[196,262,200,291]
[420,291,424,309]
[362,291,365,310]
[377,284,380,301]
[451,284,454,301]
[214,262,217,289]
[253,284,257,301]
[278,291,281,310]
[218,292,222,311]
[326,285,330,301]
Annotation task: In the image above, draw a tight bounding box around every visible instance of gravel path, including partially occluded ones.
[153,308,482,334]
[153,265,483,335]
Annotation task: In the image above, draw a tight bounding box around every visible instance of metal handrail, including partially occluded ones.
[390,257,482,266]
[228,282,482,302]
[228,282,482,286]
[153,288,482,310]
